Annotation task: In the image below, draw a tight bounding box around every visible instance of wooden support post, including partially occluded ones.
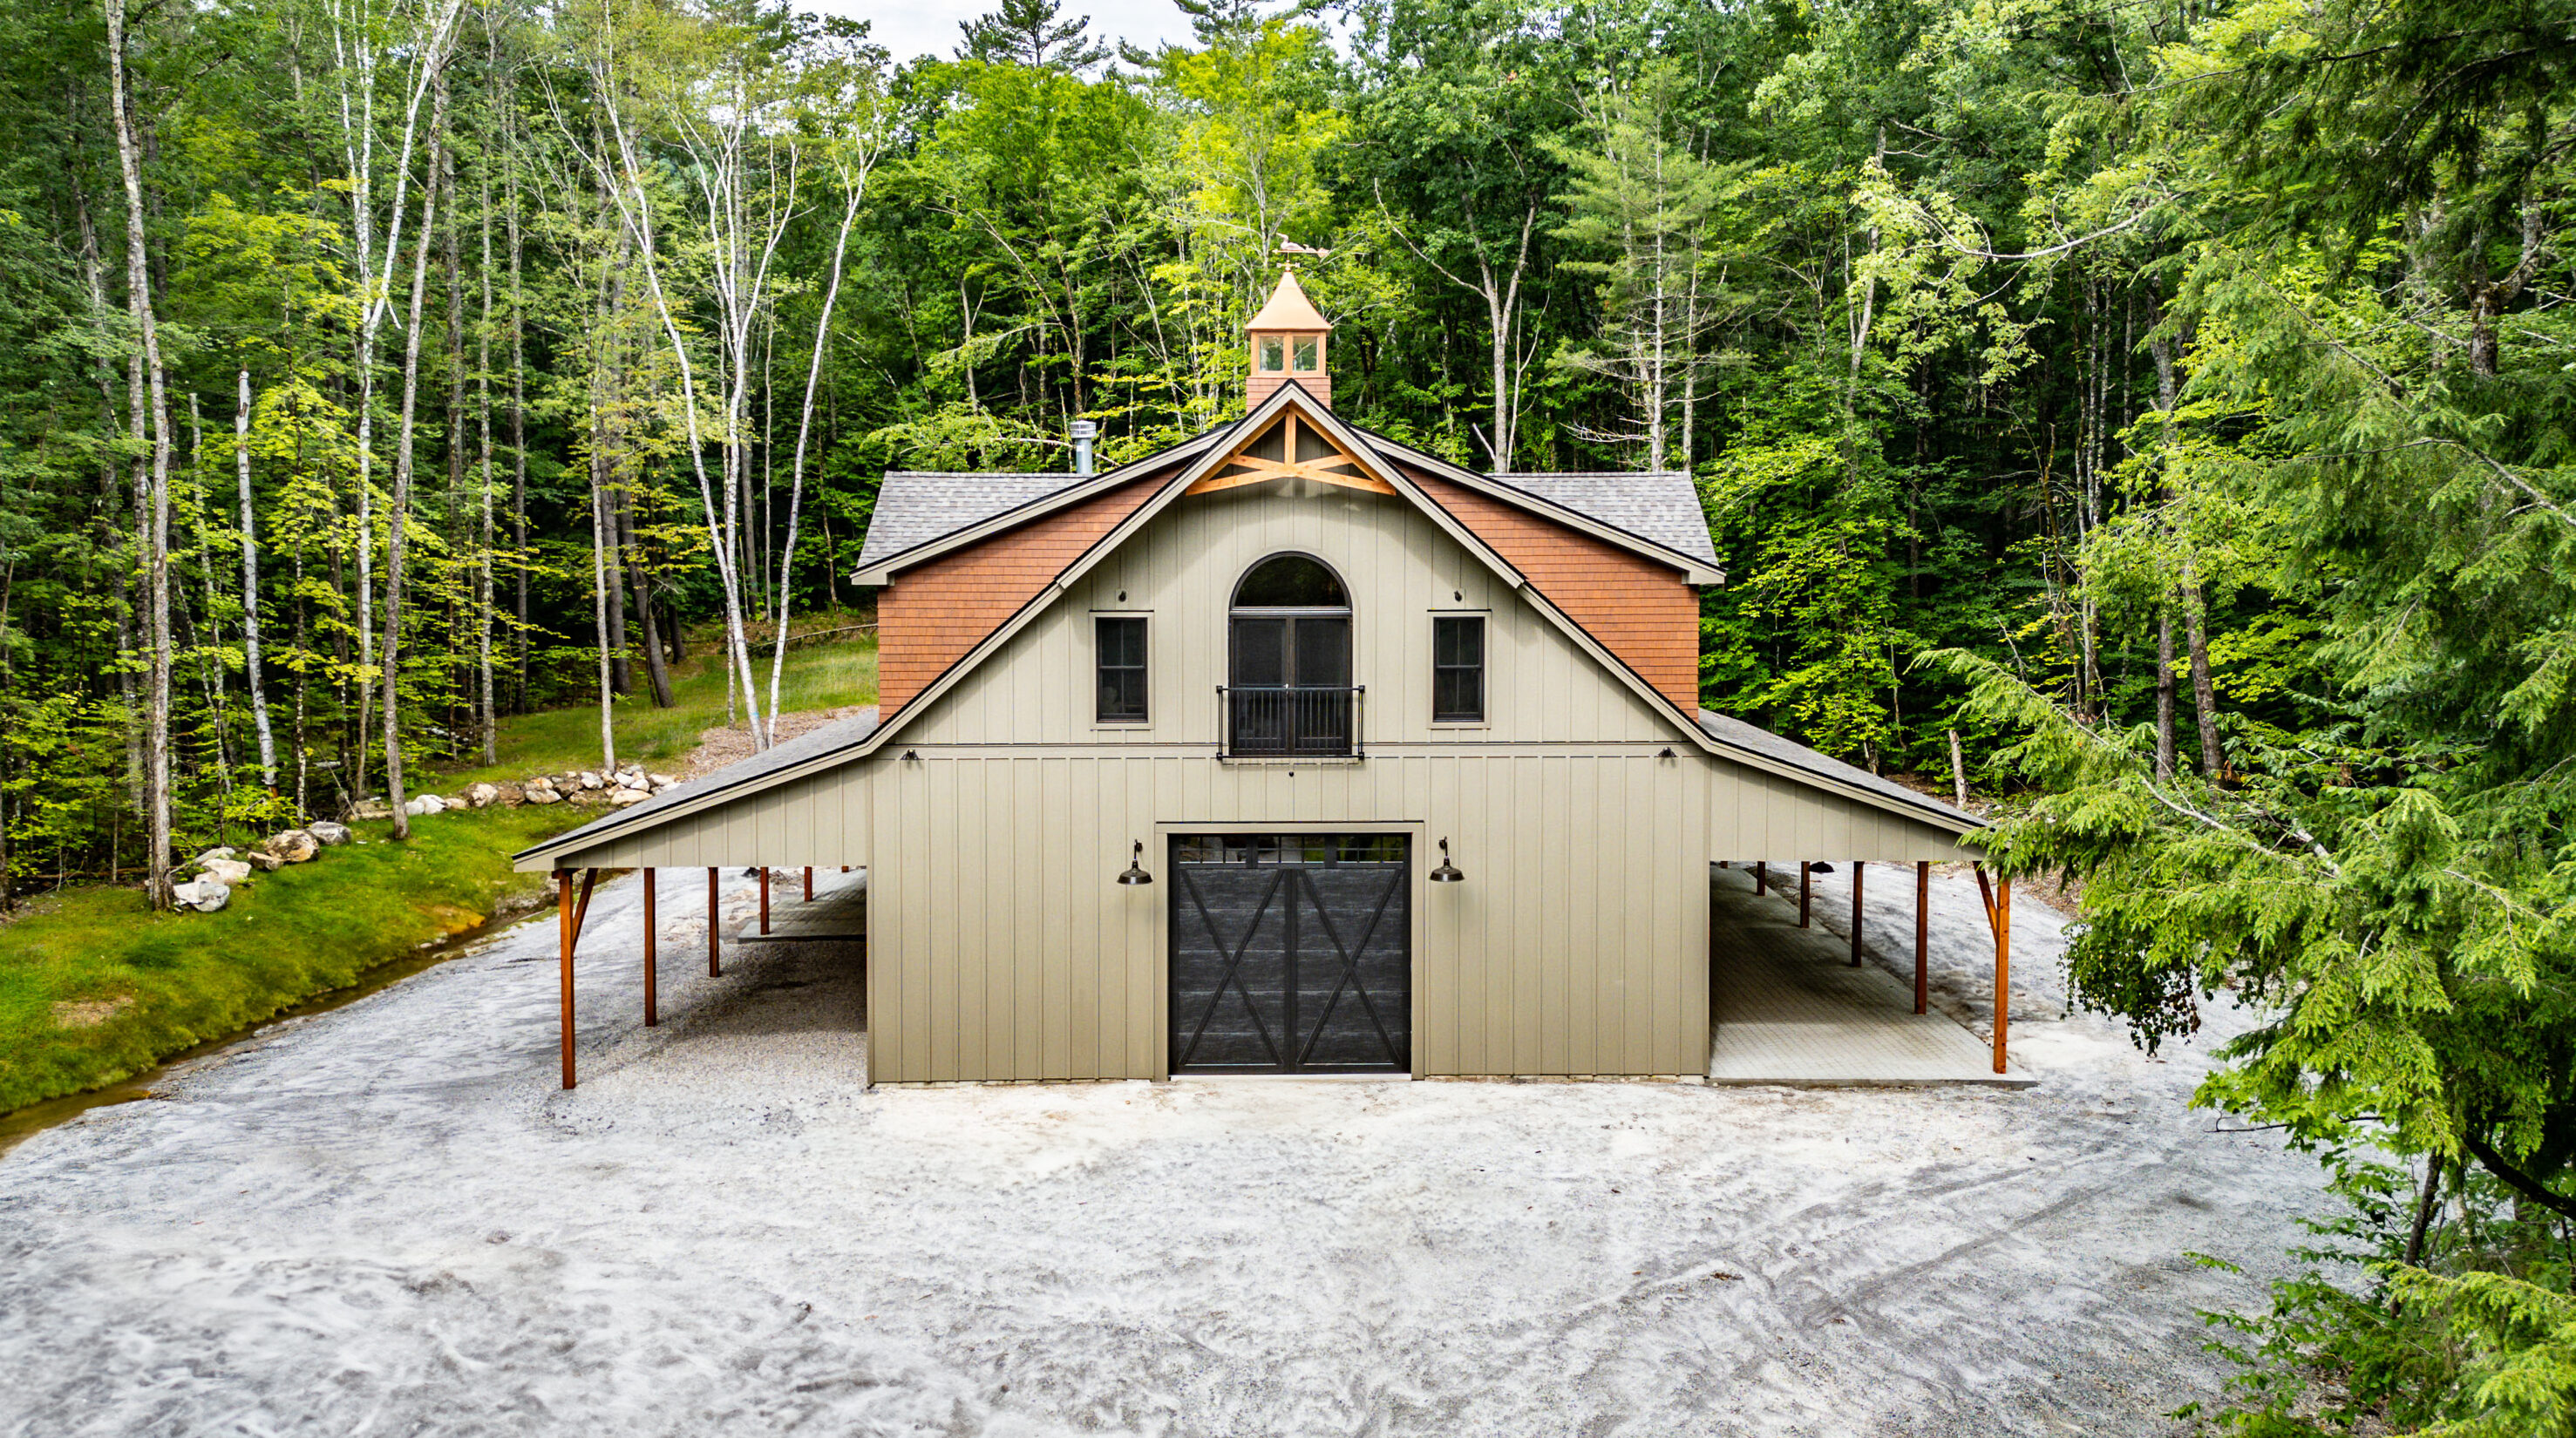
[1799,863,1812,928]
[1754,861,1768,896]
[642,868,658,1028]
[804,866,813,902]
[558,871,575,1089]
[1851,861,1865,967]
[708,867,722,977]
[759,868,771,933]
[1994,877,2013,1074]
[1913,861,1930,1015]
[556,867,598,1089]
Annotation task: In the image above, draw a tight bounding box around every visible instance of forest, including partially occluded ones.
[0,0,2571,1427]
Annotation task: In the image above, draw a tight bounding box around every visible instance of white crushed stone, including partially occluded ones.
[0,865,2332,1435]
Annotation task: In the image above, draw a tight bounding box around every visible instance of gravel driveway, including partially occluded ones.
[0,866,2328,1436]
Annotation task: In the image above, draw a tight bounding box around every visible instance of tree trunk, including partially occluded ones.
[383,74,449,843]
[590,440,616,772]
[2154,605,2176,784]
[444,122,467,724]
[2181,575,2220,778]
[105,0,175,906]
[476,156,498,764]
[506,96,530,714]
[623,496,674,709]
[235,370,277,789]
[766,173,868,729]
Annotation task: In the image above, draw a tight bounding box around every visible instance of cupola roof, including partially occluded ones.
[1246,268,1331,332]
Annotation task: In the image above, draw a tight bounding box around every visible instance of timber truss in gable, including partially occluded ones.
[1185,410,1396,498]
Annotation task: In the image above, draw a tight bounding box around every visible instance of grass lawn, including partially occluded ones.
[0,805,589,1115]
[432,614,878,791]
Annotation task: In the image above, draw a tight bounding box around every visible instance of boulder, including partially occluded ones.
[608,786,651,807]
[264,830,320,864]
[191,847,237,867]
[578,771,605,790]
[494,783,527,808]
[244,850,284,873]
[570,789,609,806]
[171,879,231,912]
[523,787,562,805]
[308,821,353,845]
[348,799,392,821]
[402,793,446,817]
[466,783,500,810]
[198,858,254,885]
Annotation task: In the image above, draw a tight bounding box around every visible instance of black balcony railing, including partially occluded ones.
[1218,685,1363,758]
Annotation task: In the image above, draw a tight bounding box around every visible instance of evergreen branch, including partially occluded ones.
[2461,1131,2576,1219]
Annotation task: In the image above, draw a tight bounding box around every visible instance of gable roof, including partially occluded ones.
[516,392,1971,868]
[855,413,1719,588]
[839,384,1813,784]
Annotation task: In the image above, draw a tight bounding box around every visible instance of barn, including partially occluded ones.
[515,270,2003,1087]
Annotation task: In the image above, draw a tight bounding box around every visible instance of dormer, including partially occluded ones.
[1247,268,1331,409]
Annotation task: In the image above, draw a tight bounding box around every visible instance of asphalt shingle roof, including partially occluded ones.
[1492,471,1719,567]
[857,457,1721,581]
[1696,709,1979,830]
[852,473,1084,573]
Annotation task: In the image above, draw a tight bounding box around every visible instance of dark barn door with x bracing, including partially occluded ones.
[1169,834,1410,1074]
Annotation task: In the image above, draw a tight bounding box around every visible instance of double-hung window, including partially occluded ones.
[1096,616,1149,723]
[1432,615,1485,723]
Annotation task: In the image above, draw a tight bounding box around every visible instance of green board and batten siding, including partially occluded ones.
[525,479,1968,1082]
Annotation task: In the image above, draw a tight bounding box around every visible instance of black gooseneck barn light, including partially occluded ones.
[1117,840,1154,885]
[1428,838,1465,884]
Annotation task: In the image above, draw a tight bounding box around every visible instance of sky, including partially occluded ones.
[803,0,1205,65]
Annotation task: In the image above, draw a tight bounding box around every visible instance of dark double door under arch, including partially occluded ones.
[1168,834,1410,1075]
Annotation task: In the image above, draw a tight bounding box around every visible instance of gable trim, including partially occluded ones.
[1341,423,1724,584]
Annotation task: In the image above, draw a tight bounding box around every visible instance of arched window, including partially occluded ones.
[1233,553,1347,609]
[1227,553,1354,756]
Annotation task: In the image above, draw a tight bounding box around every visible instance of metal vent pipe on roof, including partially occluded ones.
[1071,419,1098,477]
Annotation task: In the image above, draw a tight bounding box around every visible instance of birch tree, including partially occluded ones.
[765,57,891,726]
[104,0,175,906]
[235,370,277,788]
[323,0,467,787]
[382,67,452,842]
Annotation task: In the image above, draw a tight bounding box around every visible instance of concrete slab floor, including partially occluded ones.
[1708,864,2033,1088]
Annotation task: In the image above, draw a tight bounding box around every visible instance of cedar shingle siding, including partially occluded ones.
[1408,468,1703,712]
[876,476,1163,714]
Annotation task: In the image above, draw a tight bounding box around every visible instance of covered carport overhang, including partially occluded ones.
[510,711,882,1089]
[1691,713,2014,1075]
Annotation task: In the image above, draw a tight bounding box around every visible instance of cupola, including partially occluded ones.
[1247,267,1331,409]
